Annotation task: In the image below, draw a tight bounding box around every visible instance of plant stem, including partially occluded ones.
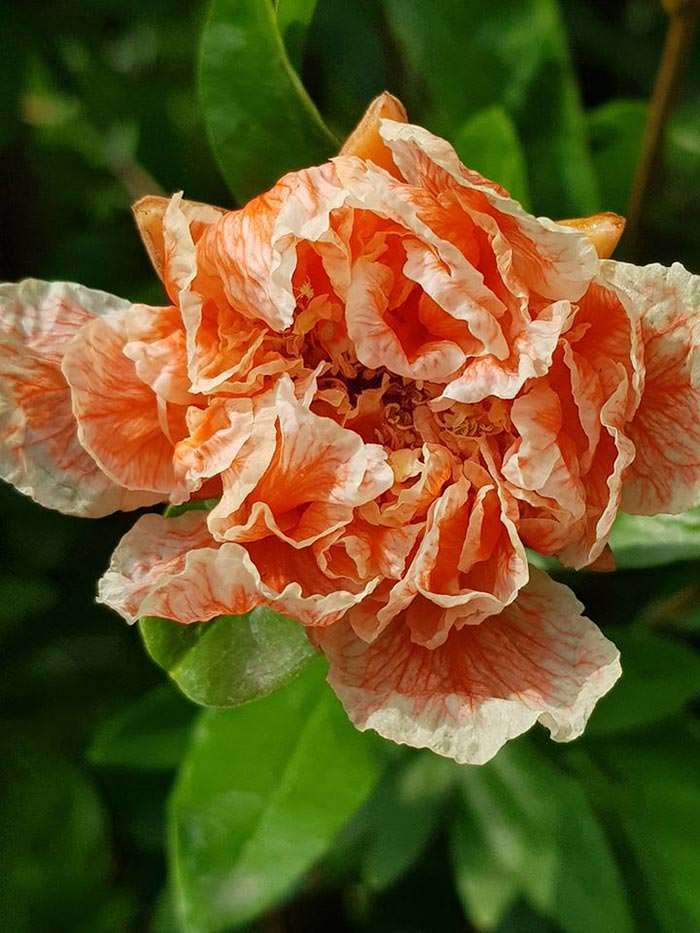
[625,0,698,254]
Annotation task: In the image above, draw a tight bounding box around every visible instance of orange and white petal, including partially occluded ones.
[377,472,528,645]
[439,299,573,404]
[62,306,188,500]
[317,568,620,765]
[340,91,407,176]
[209,376,393,546]
[99,510,377,627]
[197,162,349,333]
[377,119,598,301]
[360,443,455,527]
[132,193,224,286]
[603,261,700,515]
[345,257,467,382]
[173,396,255,493]
[0,279,161,516]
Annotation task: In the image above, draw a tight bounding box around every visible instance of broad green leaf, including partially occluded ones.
[0,746,110,929]
[302,0,392,136]
[382,0,600,216]
[199,0,338,203]
[88,684,196,770]
[169,658,387,931]
[458,740,633,933]
[589,728,700,933]
[588,99,646,215]
[139,607,316,708]
[621,781,700,933]
[450,797,519,930]
[453,106,531,208]
[586,630,700,735]
[276,0,318,71]
[610,509,700,568]
[362,751,455,890]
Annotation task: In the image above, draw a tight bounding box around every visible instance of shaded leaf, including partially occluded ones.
[362,751,455,890]
[169,658,388,930]
[0,746,111,930]
[88,684,196,770]
[199,0,338,203]
[276,0,318,71]
[457,740,633,933]
[139,607,316,708]
[587,630,700,736]
[450,797,519,930]
[382,0,599,215]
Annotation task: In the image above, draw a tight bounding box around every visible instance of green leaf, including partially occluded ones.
[590,728,700,933]
[362,751,455,890]
[0,746,111,930]
[276,0,318,72]
[88,684,196,770]
[139,606,316,709]
[586,630,700,736]
[610,509,700,568]
[457,740,633,933]
[382,0,600,215]
[169,658,388,930]
[453,106,531,208]
[588,99,646,215]
[450,797,519,930]
[199,0,338,203]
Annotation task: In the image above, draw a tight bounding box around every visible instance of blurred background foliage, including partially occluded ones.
[1,1,700,931]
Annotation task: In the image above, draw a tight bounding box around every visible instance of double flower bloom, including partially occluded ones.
[3,94,699,764]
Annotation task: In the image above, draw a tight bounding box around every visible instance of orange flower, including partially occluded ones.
[2,94,700,764]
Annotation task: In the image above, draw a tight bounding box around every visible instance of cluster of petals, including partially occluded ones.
[3,94,700,764]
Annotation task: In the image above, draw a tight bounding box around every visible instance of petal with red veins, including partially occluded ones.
[317,568,620,765]
[209,376,393,547]
[377,119,598,301]
[62,306,189,500]
[99,511,377,627]
[604,261,700,515]
[377,472,528,646]
[0,279,161,516]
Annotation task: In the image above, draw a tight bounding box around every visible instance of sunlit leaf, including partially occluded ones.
[450,796,519,930]
[610,509,700,568]
[169,658,388,930]
[199,0,338,203]
[139,607,316,709]
[453,105,530,208]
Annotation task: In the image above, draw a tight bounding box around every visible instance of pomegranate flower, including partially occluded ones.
[2,94,699,764]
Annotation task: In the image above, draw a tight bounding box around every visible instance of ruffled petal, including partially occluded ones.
[208,376,393,546]
[62,305,189,500]
[317,568,621,765]
[377,119,598,301]
[99,510,377,627]
[605,261,700,515]
[0,279,161,516]
[375,468,528,645]
[132,194,224,285]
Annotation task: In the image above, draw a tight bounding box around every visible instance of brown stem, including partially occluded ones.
[625,0,699,254]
